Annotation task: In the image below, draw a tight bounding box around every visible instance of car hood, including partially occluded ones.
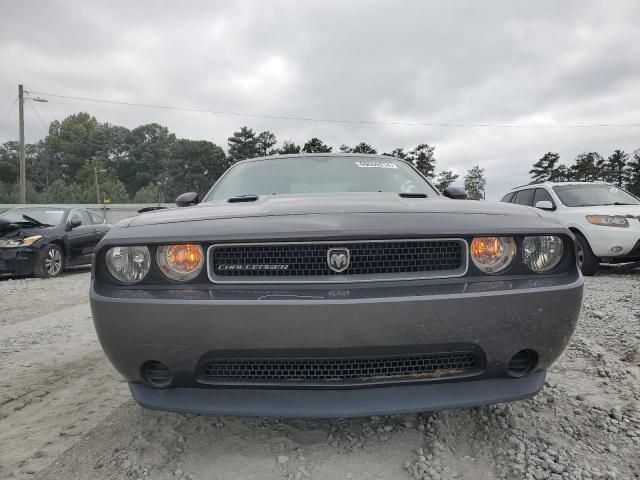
[125,192,541,227]
[101,193,568,245]
[0,223,57,239]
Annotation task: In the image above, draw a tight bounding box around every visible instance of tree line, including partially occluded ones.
[0,112,488,203]
[529,150,640,195]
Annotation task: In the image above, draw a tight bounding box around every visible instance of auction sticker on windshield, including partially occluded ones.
[354,161,398,169]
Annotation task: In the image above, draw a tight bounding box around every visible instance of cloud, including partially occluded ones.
[1,0,639,198]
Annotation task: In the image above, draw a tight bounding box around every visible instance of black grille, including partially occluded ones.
[201,352,477,384]
[211,240,464,280]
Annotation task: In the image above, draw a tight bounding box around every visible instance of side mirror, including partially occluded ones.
[443,186,468,200]
[534,200,554,211]
[69,217,82,228]
[176,192,200,207]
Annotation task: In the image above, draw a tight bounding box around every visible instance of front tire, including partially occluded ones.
[34,244,64,278]
[574,233,598,276]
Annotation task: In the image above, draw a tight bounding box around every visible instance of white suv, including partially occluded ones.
[501,181,640,275]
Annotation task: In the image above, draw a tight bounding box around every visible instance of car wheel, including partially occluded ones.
[574,233,598,276]
[34,244,64,278]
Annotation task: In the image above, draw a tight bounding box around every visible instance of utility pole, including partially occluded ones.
[18,84,26,204]
[94,165,101,204]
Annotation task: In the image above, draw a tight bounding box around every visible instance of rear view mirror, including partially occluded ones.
[176,192,200,207]
[443,186,468,200]
[535,200,554,210]
[69,217,82,228]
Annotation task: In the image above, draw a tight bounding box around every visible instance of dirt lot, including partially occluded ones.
[1,267,639,480]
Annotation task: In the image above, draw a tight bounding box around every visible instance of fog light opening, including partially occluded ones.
[507,350,538,377]
[142,360,173,388]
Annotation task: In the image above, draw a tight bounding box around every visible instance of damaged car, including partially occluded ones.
[0,207,110,278]
[90,154,584,417]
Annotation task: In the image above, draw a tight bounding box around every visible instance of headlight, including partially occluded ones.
[105,246,151,284]
[470,237,516,274]
[0,235,42,248]
[157,244,204,281]
[586,215,629,228]
[522,236,564,273]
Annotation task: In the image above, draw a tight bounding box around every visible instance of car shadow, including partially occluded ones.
[0,265,91,281]
[597,262,640,276]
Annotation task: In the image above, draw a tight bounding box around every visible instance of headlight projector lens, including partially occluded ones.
[157,244,204,281]
[522,236,563,273]
[106,246,151,284]
[470,237,516,274]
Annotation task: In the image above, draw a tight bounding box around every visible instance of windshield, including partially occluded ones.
[552,184,640,207]
[206,156,438,200]
[0,208,66,225]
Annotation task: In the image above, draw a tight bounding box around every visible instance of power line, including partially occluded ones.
[29,90,640,129]
[27,99,49,130]
[0,95,18,133]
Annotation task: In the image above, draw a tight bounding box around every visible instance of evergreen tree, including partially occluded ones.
[555,165,571,181]
[277,141,301,154]
[227,126,259,163]
[256,131,277,157]
[603,150,629,186]
[302,138,332,153]
[624,149,640,196]
[571,153,603,182]
[383,148,407,159]
[529,152,561,182]
[407,144,436,179]
[464,165,486,200]
[351,142,377,154]
[339,145,353,153]
[434,170,459,191]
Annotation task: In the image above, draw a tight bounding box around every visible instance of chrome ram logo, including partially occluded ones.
[327,247,350,273]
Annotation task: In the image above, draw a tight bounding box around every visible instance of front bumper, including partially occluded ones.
[91,272,583,416]
[130,370,546,417]
[585,224,640,258]
[602,239,640,262]
[0,247,37,275]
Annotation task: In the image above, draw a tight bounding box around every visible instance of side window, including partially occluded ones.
[89,211,104,224]
[513,189,534,206]
[500,192,515,203]
[533,188,556,208]
[70,210,92,226]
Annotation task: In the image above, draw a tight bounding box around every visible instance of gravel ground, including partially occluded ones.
[0,266,638,480]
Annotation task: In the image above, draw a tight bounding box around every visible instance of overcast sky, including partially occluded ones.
[1,0,640,199]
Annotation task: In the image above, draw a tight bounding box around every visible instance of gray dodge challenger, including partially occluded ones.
[90,154,583,417]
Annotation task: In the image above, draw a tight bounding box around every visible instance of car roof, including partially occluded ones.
[509,181,610,191]
[8,206,72,211]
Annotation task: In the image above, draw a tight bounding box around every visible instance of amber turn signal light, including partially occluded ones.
[470,237,516,274]
[156,244,204,281]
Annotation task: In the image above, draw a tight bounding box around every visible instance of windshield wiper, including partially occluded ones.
[228,194,259,203]
[21,214,51,227]
[601,202,636,206]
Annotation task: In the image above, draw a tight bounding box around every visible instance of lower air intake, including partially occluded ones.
[201,352,478,385]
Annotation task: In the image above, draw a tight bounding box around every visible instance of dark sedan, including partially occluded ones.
[91,154,583,417]
[0,207,110,278]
